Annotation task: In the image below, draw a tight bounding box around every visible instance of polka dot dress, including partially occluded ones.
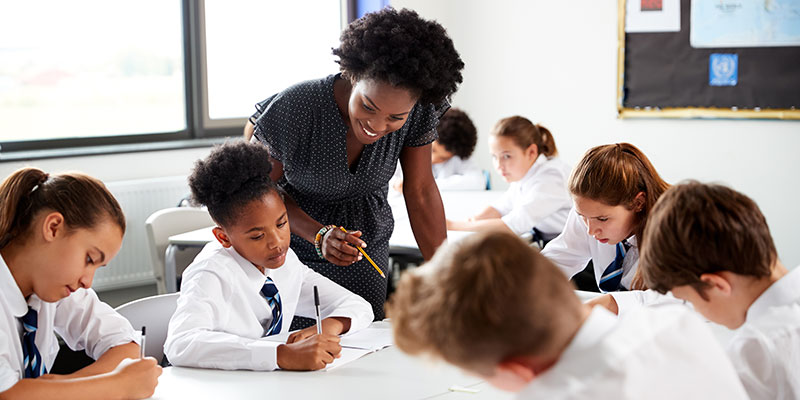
[253,74,447,320]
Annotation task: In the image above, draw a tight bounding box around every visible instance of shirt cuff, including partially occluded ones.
[249,340,280,371]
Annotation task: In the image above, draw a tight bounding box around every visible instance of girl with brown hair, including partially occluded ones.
[0,168,160,399]
[542,143,670,310]
[447,116,572,242]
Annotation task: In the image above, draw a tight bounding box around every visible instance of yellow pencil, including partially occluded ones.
[339,227,386,278]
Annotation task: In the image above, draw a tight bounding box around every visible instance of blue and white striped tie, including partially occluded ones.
[21,307,46,378]
[261,277,283,336]
[599,240,631,292]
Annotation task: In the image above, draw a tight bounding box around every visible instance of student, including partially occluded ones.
[387,230,749,398]
[391,107,485,192]
[0,168,161,400]
[541,143,669,308]
[446,116,571,240]
[638,181,800,400]
[164,141,374,371]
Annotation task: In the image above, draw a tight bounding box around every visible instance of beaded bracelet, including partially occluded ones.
[314,225,337,259]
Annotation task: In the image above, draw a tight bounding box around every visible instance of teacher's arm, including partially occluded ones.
[267,155,362,266]
[400,143,447,260]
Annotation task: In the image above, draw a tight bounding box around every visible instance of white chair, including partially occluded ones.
[115,293,180,364]
[145,207,214,294]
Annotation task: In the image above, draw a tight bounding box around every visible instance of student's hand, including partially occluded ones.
[585,294,619,315]
[287,318,348,344]
[111,357,162,399]
[277,333,342,371]
[446,219,467,230]
[322,228,365,266]
[393,180,404,193]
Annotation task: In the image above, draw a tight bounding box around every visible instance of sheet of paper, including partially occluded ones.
[340,325,394,351]
[626,0,681,33]
[323,347,372,371]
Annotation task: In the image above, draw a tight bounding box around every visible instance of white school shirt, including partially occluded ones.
[0,255,138,392]
[390,156,486,192]
[541,208,676,313]
[726,266,800,400]
[164,241,373,371]
[516,305,749,400]
[490,154,572,236]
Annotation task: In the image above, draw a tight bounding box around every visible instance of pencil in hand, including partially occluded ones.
[339,227,386,278]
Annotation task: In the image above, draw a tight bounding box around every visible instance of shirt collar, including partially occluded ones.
[222,244,270,293]
[746,266,800,323]
[517,306,617,397]
[0,253,29,318]
[519,154,547,184]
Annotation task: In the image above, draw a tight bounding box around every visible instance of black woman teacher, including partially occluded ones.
[244,8,464,320]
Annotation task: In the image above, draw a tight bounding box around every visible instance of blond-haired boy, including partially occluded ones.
[387,230,747,398]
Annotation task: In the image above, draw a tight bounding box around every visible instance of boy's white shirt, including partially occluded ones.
[390,156,486,192]
[0,255,138,392]
[490,154,572,236]
[727,265,800,400]
[164,241,373,371]
[516,305,749,400]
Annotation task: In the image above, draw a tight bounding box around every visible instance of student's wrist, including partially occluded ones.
[323,317,350,335]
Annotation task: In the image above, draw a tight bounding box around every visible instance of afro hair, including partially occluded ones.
[333,7,464,106]
[188,140,279,227]
[436,108,477,159]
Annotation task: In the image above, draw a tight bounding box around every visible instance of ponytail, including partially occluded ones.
[0,168,125,249]
[535,124,558,157]
[491,116,559,158]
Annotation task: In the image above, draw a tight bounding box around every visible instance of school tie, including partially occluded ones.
[20,307,47,378]
[599,240,632,293]
[261,277,283,336]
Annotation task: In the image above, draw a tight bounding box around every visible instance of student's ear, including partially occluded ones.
[212,227,232,248]
[632,191,646,212]
[698,272,733,297]
[41,212,65,243]
[526,143,539,159]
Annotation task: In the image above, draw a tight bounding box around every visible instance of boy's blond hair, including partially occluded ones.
[387,231,583,375]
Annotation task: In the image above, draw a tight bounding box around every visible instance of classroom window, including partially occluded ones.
[0,1,186,144]
[202,0,343,124]
[0,0,352,156]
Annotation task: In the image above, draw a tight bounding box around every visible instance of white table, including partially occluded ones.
[149,333,512,400]
[164,190,504,292]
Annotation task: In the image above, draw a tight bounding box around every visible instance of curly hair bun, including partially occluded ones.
[333,7,464,105]
[189,140,276,226]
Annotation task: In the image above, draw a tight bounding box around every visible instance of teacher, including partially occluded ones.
[244,8,464,320]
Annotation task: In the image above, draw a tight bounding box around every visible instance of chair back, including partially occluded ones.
[145,207,214,294]
[115,293,180,364]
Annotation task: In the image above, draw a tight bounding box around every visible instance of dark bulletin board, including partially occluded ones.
[617,0,800,119]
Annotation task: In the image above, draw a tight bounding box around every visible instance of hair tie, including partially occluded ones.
[30,173,49,193]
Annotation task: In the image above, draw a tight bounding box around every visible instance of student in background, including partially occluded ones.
[391,108,485,192]
[541,143,670,310]
[0,168,161,400]
[387,231,749,399]
[638,181,800,400]
[165,141,373,371]
[446,116,571,241]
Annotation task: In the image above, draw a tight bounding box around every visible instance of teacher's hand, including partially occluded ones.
[321,228,365,266]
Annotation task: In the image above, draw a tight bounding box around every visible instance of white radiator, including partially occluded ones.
[93,176,190,291]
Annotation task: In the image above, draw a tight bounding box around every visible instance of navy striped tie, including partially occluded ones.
[599,240,631,292]
[261,277,283,336]
[20,307,46,378]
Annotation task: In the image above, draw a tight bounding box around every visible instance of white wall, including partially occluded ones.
[392,0,800,267]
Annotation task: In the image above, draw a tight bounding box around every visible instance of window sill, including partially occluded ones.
[0,137,229,162]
